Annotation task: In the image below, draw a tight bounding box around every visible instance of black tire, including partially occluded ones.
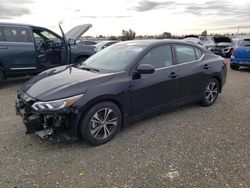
[201,78,220,107]
[80,101,122,146]
[230,63,240,70]
[0,70,4,88]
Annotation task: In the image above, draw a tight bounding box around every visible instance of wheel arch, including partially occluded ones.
[211,75,222,93]
[75,95,129,137]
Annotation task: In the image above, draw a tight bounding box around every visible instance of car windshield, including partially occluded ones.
[240,39,250,46]
[79,43,145,72]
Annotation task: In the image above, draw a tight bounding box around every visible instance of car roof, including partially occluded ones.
[120,39,202,48]
[0,22,36,27]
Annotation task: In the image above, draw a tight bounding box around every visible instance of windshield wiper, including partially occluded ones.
[80,66,100,72]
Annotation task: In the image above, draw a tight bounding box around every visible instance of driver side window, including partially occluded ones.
[138,45,173,69]
[33,33,43,46]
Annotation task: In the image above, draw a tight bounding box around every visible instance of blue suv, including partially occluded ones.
[0,23,96,87]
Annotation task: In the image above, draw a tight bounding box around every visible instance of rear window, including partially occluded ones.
[175,44,196,63]
[194,47,203,59]
[0,27,4,41]
[240,39,250,46]
[3,26,32,43]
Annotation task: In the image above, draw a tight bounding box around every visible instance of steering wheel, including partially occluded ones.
[37,40,46,51]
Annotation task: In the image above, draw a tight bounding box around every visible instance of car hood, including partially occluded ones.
[21,66,113,101]
[65,24,92,41]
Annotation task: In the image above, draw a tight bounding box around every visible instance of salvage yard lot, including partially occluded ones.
[0,67,250,187]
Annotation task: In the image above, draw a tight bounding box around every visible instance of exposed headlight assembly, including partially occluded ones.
[32,94,83,111]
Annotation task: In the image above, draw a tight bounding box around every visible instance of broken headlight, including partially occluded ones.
[32,94,83,111]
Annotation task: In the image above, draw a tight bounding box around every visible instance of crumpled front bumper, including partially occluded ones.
[15,93,80,142]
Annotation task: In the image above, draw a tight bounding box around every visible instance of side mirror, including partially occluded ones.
[68,38,76,45]
[137,64,155,74]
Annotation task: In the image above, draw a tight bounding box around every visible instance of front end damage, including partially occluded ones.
[15,92,80,142]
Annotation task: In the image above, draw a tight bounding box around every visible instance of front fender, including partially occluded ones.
[72,72,131,136]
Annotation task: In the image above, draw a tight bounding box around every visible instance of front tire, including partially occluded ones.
[80,101,122,146]
[201,78,219,107]
[230,63,240,70]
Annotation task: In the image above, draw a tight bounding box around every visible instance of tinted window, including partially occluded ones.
[175,44,196,63]
[0,27,4,41]
[138,45,173,69]
[194,47,203,59]
[3,26,32,43]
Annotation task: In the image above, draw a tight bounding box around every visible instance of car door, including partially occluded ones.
[32,28,66,72]
[174,44,206,101]
[131,44,179,117]
[0,26,36,74]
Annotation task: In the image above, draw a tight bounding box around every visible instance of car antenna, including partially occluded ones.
[59,23,71,65]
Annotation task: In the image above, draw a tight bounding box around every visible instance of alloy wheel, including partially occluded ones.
[205,82,218,103]
[90,108,118,139]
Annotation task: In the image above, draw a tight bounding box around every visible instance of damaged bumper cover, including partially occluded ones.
[16,92,81,142]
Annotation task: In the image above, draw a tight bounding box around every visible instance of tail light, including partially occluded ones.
[223,59,229,65]
[231,48,236,56]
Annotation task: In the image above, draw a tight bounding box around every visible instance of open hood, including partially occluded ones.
[214,37,232,43]
[65,24,92,41]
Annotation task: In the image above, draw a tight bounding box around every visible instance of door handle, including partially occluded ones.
[0,47,8,50]
[203,64,209,69]
[169,72,178,78]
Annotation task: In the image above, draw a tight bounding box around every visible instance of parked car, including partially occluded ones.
[79,40,98,45]
[16,40,227,145]
[230,38,250,70]
[95,40,118,52]
[0,23,96,87]
[205,36,233,58]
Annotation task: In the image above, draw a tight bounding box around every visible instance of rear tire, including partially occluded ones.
[79,101,122,146]
[230,63,240,70]
[201,78,219,107]
[0,70,4,88]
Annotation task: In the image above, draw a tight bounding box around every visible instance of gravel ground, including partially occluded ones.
[0,67,250,188]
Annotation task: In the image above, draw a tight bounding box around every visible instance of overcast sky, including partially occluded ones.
[0,0,249,36]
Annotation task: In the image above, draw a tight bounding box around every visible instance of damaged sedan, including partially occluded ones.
[206,36,233,58]
[16,40,227,146]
